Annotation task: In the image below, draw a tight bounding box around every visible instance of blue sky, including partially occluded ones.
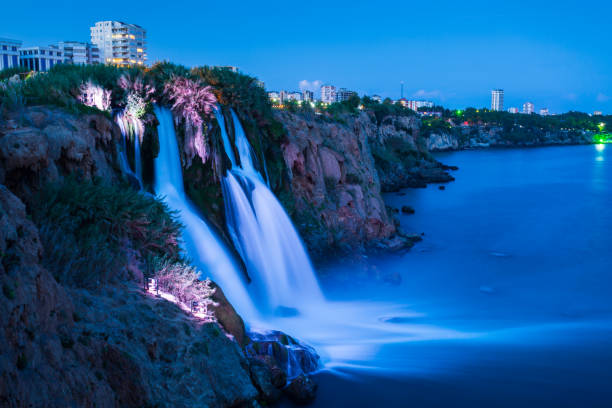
[2,0,610,113]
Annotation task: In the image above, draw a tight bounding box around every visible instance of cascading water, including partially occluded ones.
[152,105,257,320]
[114,110,143,187]
[220,108,323,314]
[213,106,237,167]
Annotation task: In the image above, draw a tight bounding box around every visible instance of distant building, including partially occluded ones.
[539,108,549,116]
[508,107,519,114]
[256,80,265,89]
[523,102,534,114]
[593,110,603,116]
[19,46,63,71]
[336,88,357,102]
[491,89,504,111]
[320,85,336,104]
[57,41,100,65]
[267,91,280,103]
[371,95,382,103]
[0,38,22,70]
[404,100,434,111]
[287,91,302,102]
[90,21,146,67]
[302,90,314,102]
[215,66,239,73]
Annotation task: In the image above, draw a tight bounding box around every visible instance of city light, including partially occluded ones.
[598,122,605,131]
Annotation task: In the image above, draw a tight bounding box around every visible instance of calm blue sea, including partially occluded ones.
[304,145,612,407]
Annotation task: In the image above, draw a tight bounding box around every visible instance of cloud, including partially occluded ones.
[412,89,442,100]
[299,80,322,92]
[597,93,609,102]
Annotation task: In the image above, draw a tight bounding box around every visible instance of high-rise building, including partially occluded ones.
[320,85,336,104]
[90,21,146,67]
[491,89,504,111]
[539,108,549,116]
[508,107,519,114]
[302,90,314,102]
[0,38,22,70]
[19,46,64,71]
[57,41,100,65]
[523,102,534,114]
[336,88,357,102]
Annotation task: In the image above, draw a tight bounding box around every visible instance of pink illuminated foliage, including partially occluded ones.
[78,80,112,111]
[164,75,218,165]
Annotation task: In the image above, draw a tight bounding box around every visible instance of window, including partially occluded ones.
[2,55,8,68]
[12,55,17,67]
[41,58,46,71]
[11,46,17,51]
[2,45,6,51]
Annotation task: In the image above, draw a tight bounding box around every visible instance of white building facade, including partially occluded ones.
[508,107,519,114]
[57,41,100,65]
[523,102,534,114]
[19,46,63,71]
[491,89,504,111]
[302,90,314,102]
[320,85,336,104]
[90,21,146,67]
[0,38,22,70]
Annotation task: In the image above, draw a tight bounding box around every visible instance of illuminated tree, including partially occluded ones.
[164,75,217,165]
[78,80,111,111]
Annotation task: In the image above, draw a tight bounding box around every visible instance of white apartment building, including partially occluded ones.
[539,108,549,116]
[0,38,22,70]
[57,41,100,65]
[405,100,434,111]
[371,95,382,103]
[302,90,314,102]
[508,107,519,114]
[523,102,534,114]
[90,21,146,67]
[19,46,63,71]
[320,85,336,104]
[491,89,504,111]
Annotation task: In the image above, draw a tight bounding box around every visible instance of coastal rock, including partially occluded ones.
[284,374,318,405]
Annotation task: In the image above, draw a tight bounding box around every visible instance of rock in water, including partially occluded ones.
[284,374,318,405]
[401,205,415,214]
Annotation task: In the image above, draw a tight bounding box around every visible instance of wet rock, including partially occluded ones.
[401,205,415,214]
[284,374,318,405]
[210,282,248,346]
[248,357,282,403]
[439,185,446,190]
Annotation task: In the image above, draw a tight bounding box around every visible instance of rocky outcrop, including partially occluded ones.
[0,106,120,201]
[427,132,460,151]
[425,125,592,151]
[277,111,404,257]
[0,106,295,407]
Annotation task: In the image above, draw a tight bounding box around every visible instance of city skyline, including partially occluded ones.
[1,0,610,113]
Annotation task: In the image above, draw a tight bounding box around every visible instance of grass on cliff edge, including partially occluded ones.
[30,177,182,288]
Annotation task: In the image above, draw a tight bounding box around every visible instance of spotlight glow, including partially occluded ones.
[595,144,605,152]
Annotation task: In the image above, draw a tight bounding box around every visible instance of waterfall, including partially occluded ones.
[153,105,257,320]
[220,107,323,314]
[214,106,237,167]
[114,110,143,188]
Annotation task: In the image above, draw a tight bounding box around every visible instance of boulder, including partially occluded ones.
[284,374,317,405]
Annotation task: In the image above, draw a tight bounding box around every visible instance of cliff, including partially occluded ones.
[276,111,452,258]
[0,106,297,407]
[426,124,593,151]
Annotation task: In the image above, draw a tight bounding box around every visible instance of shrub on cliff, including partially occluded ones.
[30,177,182,287]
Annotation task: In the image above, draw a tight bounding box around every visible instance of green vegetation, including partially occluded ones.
[30,176,182,288]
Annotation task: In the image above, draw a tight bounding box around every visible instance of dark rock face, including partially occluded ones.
[246,330,320,380]
[284,374,318,405]
[0,106,120,202]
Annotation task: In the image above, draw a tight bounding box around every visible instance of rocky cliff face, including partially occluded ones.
[277,111,451,258]
[426,124,592,151]
[0,106,300,407]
